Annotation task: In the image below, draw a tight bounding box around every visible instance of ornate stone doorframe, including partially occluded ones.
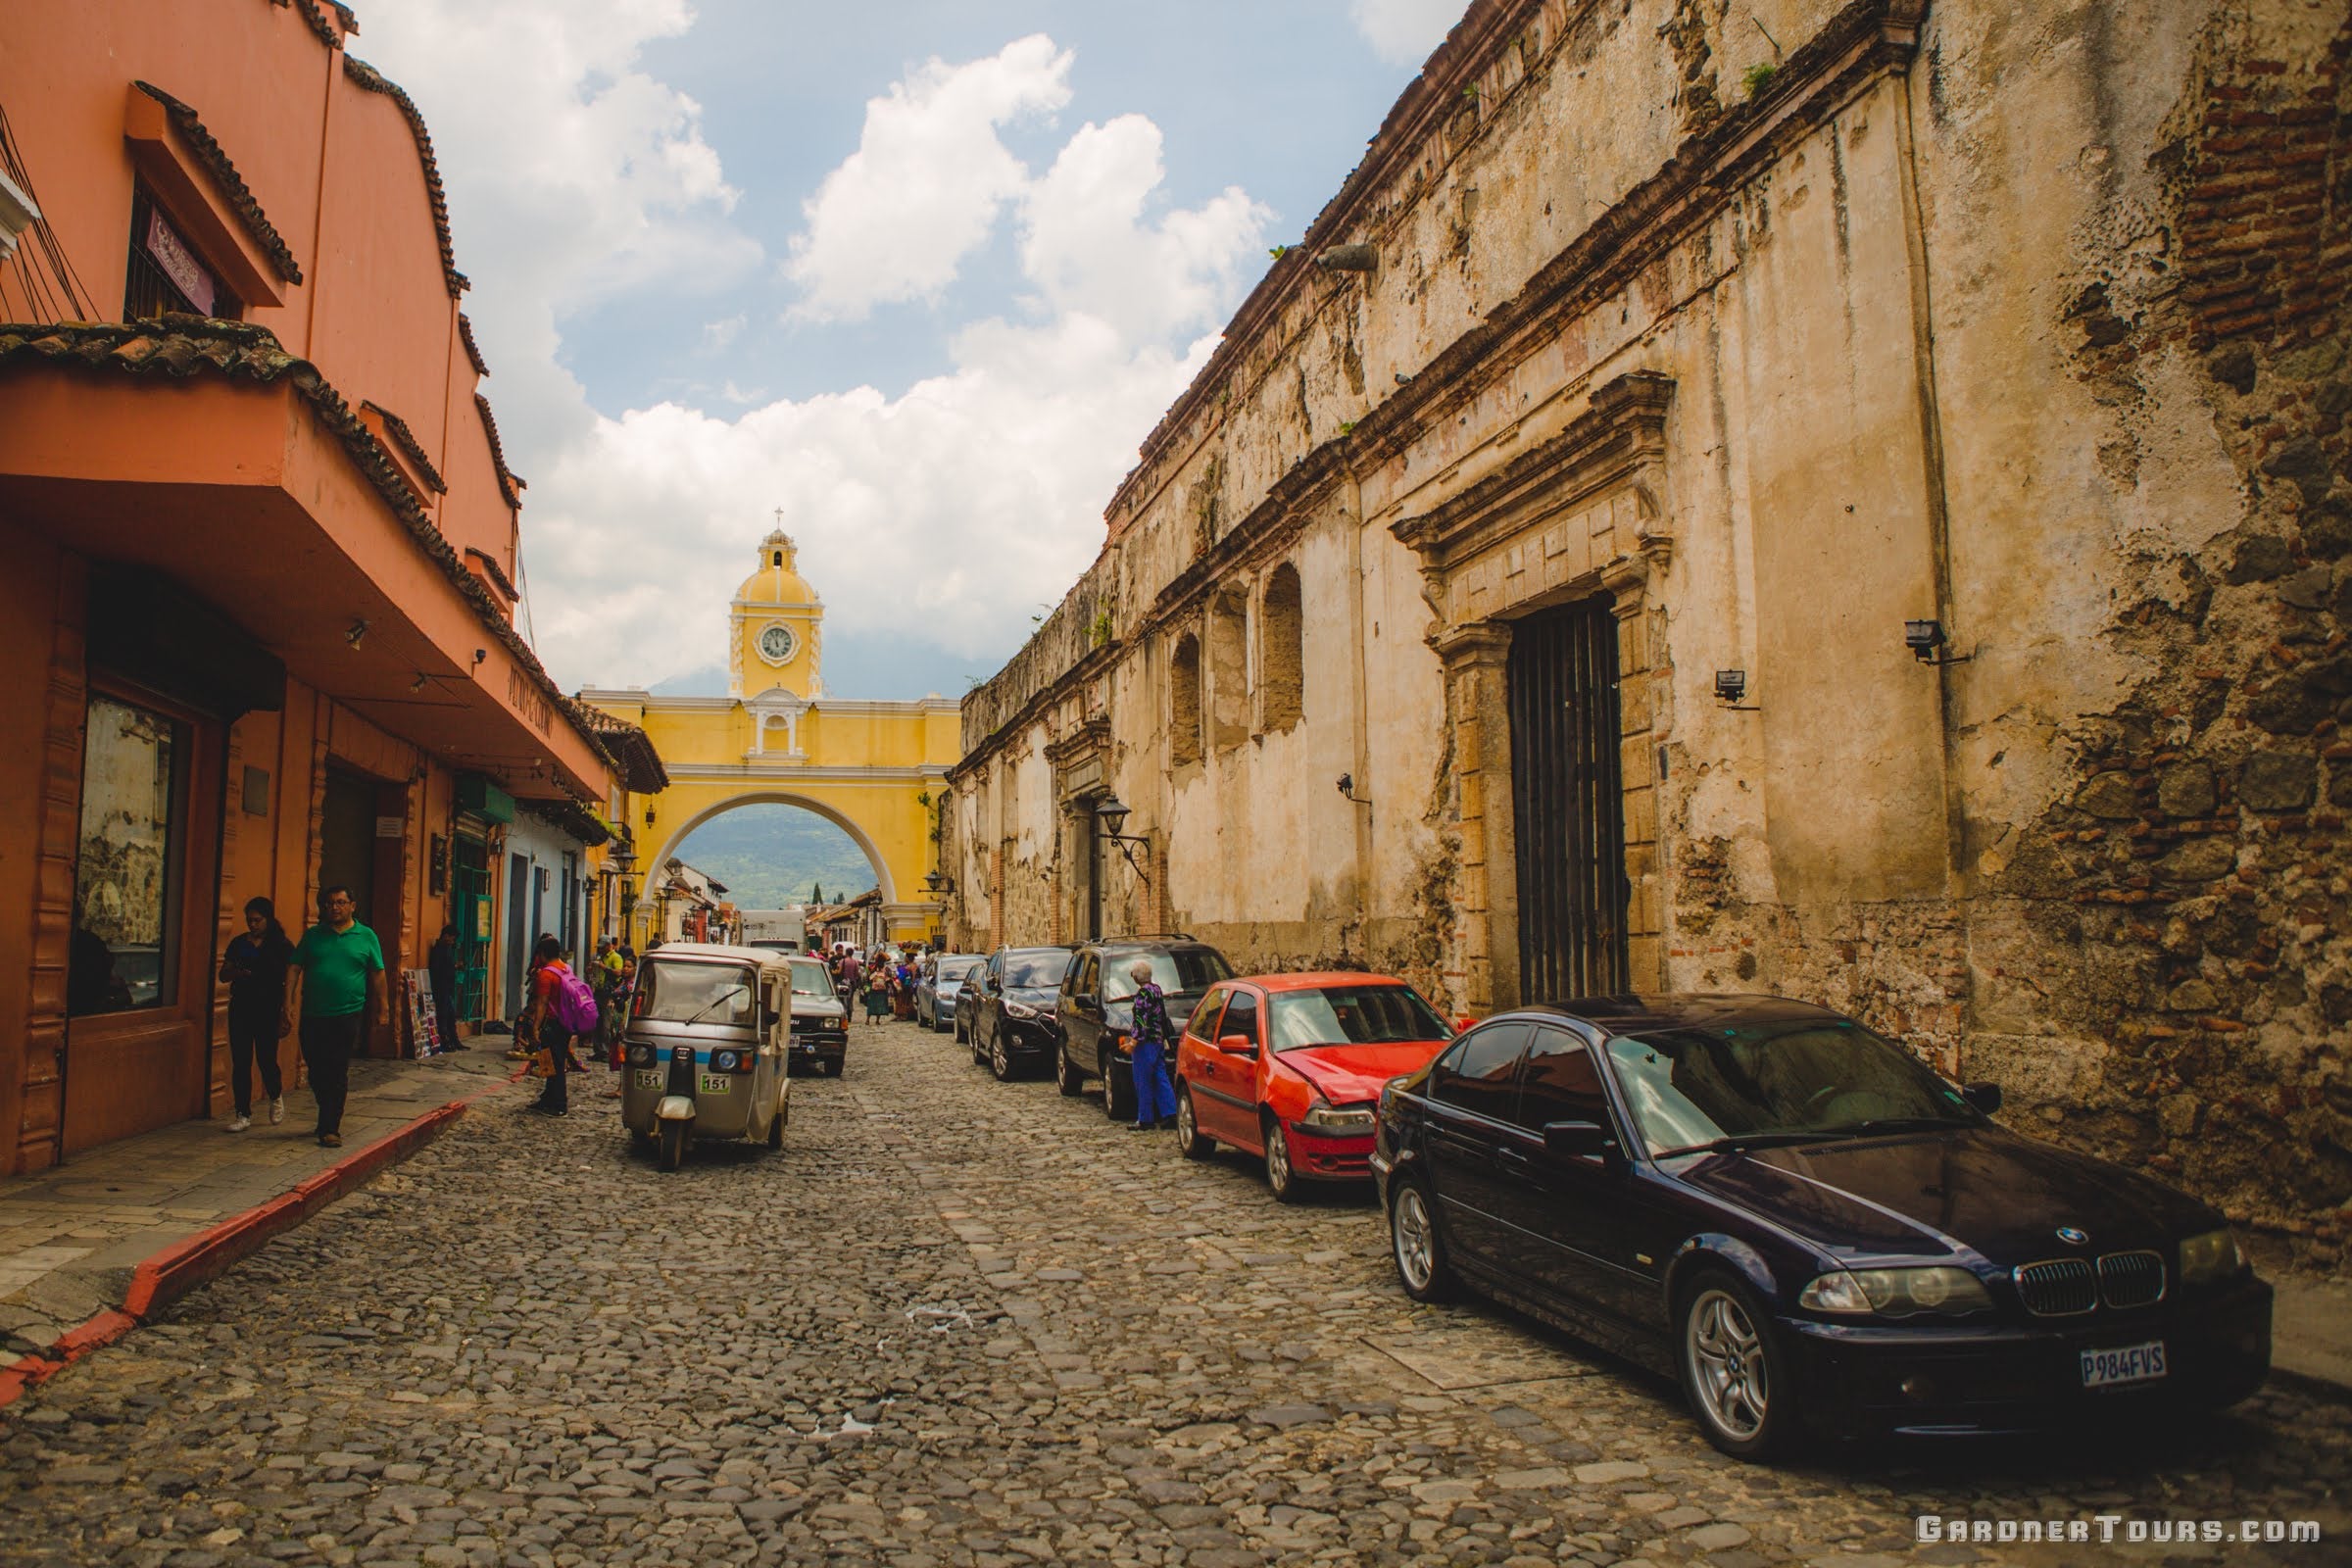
[1394,371,1677,1010]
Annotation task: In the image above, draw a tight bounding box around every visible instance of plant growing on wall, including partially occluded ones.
[1741,62,1777,98]
[1089,606,1114,648]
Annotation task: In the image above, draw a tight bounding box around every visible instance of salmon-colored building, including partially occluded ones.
[0,0,636,1168]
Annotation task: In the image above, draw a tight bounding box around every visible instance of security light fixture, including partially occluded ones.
[410,673,428,693]
[345,617,369,650]
[1904,618,1973,666]
[1337,773,1372,804]
[1713,669,1759,710]
[472,648,488,665]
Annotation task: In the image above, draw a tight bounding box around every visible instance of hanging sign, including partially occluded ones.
[144,208,216,316]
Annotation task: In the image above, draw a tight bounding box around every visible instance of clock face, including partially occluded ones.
[758,624,797,664]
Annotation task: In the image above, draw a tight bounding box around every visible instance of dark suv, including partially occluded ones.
[1055,937,1234,1119]
[970,946,1075,1081]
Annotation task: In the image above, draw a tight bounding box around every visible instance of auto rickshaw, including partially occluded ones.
[618,943,792,1170]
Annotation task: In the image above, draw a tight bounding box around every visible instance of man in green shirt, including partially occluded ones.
[282,885,385,1149]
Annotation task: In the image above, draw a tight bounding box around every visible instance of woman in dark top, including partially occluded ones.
[219,896,293,1131]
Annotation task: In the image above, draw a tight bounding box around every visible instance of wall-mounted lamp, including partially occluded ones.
[345,618,369,650]
[1904,618,1973,666]
[1713,669,1760,710]
[410,674,429,693]
[1095,795,1152,883]
[1337,772,1372,804]
[644,808,656,827]
[923,869,956,899]
[472,648,488,665]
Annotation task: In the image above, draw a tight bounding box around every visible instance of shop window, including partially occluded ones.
[69,694,188,1016]
[1171,631,1202,767]
[124,185,236,320]
[1261,563,1303,731]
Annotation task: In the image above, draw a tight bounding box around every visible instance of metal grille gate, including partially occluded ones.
[1507,596,1631,1001]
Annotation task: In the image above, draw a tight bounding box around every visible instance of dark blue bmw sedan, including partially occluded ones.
[1370,994,2273,1459]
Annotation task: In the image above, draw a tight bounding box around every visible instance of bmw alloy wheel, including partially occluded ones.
[1393,1184,1436,1292]
[1684,1287,1769,1445]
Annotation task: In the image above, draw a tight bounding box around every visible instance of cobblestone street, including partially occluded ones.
[3,1021,2347,1567]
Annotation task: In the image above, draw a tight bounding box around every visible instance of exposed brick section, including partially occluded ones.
[2175,28,2352,351]
[131,83,305,285]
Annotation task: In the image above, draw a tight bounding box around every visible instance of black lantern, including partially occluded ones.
[1904,618,1971,666]
[1095,795,1133,838]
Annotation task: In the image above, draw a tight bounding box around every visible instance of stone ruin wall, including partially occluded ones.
[954,0,2352,1257]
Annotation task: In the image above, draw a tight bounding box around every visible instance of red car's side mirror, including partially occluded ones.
[1218,1033,1258,1058]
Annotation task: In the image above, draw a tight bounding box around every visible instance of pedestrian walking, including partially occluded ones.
[1126,958,1177,1132]
[282,885,384,1149]
[863,958,892,1024]
[218,896,292,1131]
[426,923,463,1053]
[891,953,916,1021]
[522,933,581,1116]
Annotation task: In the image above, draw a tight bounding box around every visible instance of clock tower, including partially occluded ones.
[728,525,823,700]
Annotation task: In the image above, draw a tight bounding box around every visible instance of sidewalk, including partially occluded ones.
[0,1045,518,1371]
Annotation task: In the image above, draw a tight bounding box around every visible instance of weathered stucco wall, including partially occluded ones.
[952,0,2352,1261]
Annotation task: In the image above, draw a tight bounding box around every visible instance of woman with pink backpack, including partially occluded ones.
[523,934,602,1117]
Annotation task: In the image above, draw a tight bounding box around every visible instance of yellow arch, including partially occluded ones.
[645,789,897,906]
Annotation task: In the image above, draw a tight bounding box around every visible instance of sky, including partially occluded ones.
[354,0,1471,700]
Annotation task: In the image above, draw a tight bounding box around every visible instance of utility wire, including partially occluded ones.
[0,100,97,321]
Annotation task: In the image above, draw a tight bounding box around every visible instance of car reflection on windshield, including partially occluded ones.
[1605,1021,1980,1159]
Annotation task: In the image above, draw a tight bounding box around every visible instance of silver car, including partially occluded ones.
[920,953,984,1033]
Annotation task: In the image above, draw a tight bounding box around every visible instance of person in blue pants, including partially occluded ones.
[1126,959,1178,1131]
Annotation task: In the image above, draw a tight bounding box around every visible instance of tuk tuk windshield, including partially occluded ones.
[636,959,758,1025]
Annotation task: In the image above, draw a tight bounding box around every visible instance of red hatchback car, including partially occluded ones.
[1173,973,1455,1200]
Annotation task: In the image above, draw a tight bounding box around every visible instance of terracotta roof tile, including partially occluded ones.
[341,57,467,298]
[457,312,489,377]
[361,399,446,492]
[473,391,524,506]
[0,316,612,777]
[573,707,671,793]
[131,82,304,285]
[279,0,340,48]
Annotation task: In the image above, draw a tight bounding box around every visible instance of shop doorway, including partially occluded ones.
[318,770,378,930]
[1507,596,1631,1001]
[505,852,530,1017]
[449,831,492,1020]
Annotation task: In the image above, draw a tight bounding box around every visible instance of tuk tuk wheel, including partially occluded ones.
[658,1119,689,1172]
[767,1103,786,1149]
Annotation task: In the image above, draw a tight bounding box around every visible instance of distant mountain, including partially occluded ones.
[670,806,876,910]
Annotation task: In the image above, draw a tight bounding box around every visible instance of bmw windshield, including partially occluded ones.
[1604,1019,1983,1158]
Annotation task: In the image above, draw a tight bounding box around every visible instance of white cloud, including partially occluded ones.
[360,22,1269,695]
[1349,0,1466,65]
[784,34,1073,322]
[358,0,760,458]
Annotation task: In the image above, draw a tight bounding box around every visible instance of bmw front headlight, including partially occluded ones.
[2180,1227,2247,1285]
[1002,1000,1041,1021]
[1799,1266,1992,1317]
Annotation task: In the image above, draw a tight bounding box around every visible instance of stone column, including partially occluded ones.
[1433,621,1516,1013]
[1604,572,1667,991]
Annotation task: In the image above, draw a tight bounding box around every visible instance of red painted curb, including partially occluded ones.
[0,1064,523,1413]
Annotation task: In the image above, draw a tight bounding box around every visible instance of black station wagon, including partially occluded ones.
[1371,994,2273,1458]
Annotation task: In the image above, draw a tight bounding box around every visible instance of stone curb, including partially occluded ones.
[0,1064,522,1411]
